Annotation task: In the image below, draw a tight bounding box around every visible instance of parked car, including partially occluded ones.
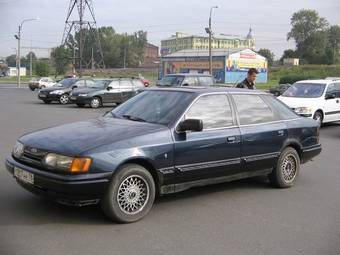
[269,83,291,96]
[278,79,340,125]
[38,78,94,104]
[70,78,144,108]
[29,77,56,91]
[157,74,214,87]
[6,87,321,223]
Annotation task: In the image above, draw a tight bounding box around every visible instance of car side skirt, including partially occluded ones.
[160,168,272,194]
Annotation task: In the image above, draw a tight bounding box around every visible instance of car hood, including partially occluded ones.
[19,118,168,156]
[72,88,101,95]
[278,96,322,108]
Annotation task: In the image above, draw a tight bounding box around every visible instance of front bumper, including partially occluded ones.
[301,144,322,164]
[38,93,62,101]
[5,156,112,206]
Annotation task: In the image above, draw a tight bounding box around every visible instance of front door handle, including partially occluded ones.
[227,136,237,143]
[278,130,284,136]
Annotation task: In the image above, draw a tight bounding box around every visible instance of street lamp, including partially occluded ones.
[205,6,218,75]
[14,18,38,88]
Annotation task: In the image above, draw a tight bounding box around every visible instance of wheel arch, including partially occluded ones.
[281,139,303,159]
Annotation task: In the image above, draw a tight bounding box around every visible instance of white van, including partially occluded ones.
[278,79,340,125]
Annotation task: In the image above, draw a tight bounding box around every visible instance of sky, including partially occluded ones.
[0,0,339,60]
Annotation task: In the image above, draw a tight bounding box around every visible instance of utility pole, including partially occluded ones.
[15,18,38,88]
[206,6,218,75]
[91,47,94,70]
[29,40,32,76]
[123,46,127,69]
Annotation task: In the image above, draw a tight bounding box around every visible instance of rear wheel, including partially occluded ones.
[268,147,300,188]
[59,94,69,104]
[100,164,155,223]
[313,111,323,126]
[90,97,101,108]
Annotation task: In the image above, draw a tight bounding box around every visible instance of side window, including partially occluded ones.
[119,80,133,89]
[335,83,340,98]
[182,77,198,86]
[232,94,277,125]
[74,80,85,87]
[41,78,48,82]
[198,76,213,86]
[184,94,234,129]
[109,81,120,89]
[263,95,298,120]
[86,80,95,87]
[326,84,336,95]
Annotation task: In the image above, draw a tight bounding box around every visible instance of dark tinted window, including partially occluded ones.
[112,91,194,125]
[232,94,276,125]
[263,95,298,120]
[159,75,184,86]
[185,95,234,129]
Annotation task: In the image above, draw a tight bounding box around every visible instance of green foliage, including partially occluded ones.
[279,75,312,84]
[51,46,72,75]
[257,48,275,65]
[35,61,50,76]
[5,54,16,67]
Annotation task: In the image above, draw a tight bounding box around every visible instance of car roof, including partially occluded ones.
[141,86,267,95]
[295,79,333,84]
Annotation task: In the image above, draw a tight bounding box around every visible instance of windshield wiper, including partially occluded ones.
[122,114,146,122]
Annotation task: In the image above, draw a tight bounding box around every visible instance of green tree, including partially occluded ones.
[35,61,50,76]
[257,48,275,65]
[287,9,329,64]
[5,54,17,67]
[51,46,72,75]
[327,25,340,64]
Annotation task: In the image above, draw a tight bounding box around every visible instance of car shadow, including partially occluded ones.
[0,177,271,226]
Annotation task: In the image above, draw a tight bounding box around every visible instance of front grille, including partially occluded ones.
[19,146,48,167]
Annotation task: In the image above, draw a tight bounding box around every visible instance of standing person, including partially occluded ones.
[236,68,258,89]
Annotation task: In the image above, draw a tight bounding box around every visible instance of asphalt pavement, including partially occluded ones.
[0,86,339,255]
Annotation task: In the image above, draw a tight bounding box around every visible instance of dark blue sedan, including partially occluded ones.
[5,87,321,223]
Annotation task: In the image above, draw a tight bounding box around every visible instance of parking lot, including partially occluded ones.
[0,85,340,255]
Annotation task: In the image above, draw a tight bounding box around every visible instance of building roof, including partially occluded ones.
[162,48,247,58]
[146,43,159,49]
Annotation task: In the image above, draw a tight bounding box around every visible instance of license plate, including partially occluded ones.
[14,167,34,185]
[39,94,46,98]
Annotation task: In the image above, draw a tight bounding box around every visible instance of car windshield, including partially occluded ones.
[54,78,79,87]
[158,75,184,86]
[110,90,194,125]
[282,83,326,98]
[90,80,112,89]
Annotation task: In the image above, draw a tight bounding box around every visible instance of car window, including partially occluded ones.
[198,76,213,86]
[119,80,133,89]
[335,83,340,98]
[282,83,326,98]
[184,94,234,129]
[41,78,48,82]
[262,95,298,120]
[108,80,120,89]
[159,75,184,86]
[86,80,95,87]
[326,84,336,96]
[182,77,198,86]
[74,80,86,87]
[132,79,144,88]
[232,94,277,125]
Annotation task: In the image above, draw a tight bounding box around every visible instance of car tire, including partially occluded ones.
[43,100,52,104]
[90,97,101,108]
[313,111,323,126]
[100,164,155,223]
[59,94,69,104]
[76,103,85,107]
[268,147,300,188]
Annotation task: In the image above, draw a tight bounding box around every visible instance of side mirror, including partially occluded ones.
[177,119,203,132]
[107,86,112,91]
[325,93,335,100]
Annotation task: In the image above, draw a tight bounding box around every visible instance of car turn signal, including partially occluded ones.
[70,158,92,173]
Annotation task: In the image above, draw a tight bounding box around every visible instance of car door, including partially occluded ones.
[173,94,241,183]
[324,83,340,122]
[231,94,287,172]
[103,80,121,103]
[120,79,134,102]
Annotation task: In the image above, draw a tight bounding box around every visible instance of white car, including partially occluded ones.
[278,79,340,125]
[28,77,56,91]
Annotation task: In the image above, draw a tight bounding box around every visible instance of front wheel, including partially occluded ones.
[59,94,69,104]
[313,111,323,126]
[268,147,300,188]
[90,97,101,108]
[100,164,155,223]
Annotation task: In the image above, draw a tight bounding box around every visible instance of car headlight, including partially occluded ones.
[294,107,313,114]
[50,90,64,95]
[78,93,88,97]
[43,153,91,173]
[13,141,24,158]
